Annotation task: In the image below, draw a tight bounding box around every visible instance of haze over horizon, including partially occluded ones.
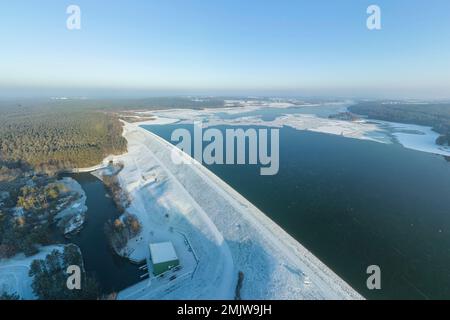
[1,0,450,99]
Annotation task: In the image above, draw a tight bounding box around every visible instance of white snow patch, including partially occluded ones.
[131,114,180,126]
[54,177,88,235]
[374,120,450,157]
[149,242,178,264]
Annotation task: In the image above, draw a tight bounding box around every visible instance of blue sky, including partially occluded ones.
[1,0,450,98]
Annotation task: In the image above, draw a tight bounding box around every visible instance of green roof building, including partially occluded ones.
[149,242,179,276]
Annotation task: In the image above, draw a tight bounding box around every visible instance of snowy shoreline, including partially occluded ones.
[132,102,450,158]
[54,177,88,235]
[113,121,363,300]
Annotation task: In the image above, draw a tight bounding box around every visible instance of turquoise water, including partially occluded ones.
[143,123,450,300]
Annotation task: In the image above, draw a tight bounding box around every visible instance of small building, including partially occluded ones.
[149,242,179,276]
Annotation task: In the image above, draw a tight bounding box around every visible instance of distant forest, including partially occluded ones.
[349,101,450,145]
[0,97,227,172]
[0,101,127,172]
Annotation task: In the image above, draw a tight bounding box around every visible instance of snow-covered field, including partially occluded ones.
[0,245,65,299]
[114,121,362,300]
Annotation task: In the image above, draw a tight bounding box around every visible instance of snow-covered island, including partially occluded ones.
[54,177,88,236]
[107,120,362,300]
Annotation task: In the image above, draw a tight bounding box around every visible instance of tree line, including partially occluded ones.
[0,102,127,172]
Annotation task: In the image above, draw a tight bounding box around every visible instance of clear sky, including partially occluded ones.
[1,0,450,98]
